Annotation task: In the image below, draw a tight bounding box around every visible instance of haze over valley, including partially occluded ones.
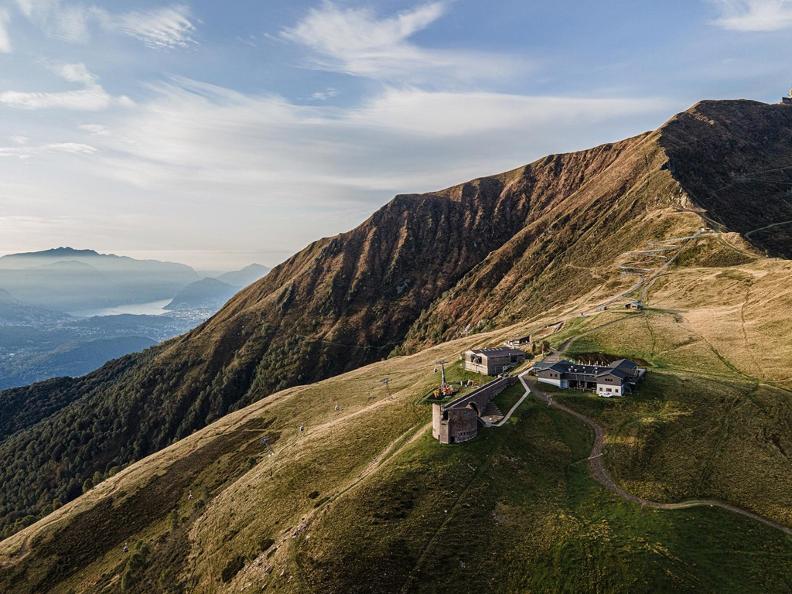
[0,249,269,389]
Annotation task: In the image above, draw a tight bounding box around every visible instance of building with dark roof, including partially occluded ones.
[504,335,531,349]
[464,347,527,375]
[534,357,643,397]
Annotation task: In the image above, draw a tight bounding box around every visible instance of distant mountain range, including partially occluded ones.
[216,263,271,288]
[165,278,237,311]
[0,288,70,326]
[165,265,270,311]
[0,256,269,389]
[4,247,103,259]
[0,248,199,313]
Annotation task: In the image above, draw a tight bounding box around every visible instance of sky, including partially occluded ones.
[0,0,791,270]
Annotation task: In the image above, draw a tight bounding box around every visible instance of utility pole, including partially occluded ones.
[380,377,391,398]
[435,360,448,388]
[259,436,273,456]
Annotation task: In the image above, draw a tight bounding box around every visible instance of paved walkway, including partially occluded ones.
[519,372,792,536]
[487,388,531,428]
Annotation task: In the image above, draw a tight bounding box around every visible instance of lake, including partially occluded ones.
[72,299,172,317]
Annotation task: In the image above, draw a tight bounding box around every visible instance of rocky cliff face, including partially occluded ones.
[1,99,790,538]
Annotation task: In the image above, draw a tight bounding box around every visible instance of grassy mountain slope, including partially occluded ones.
[399,128,695,350]
[1,99,791,546]
[660,100,792,258]
[1,242,790,592]
[0,131,682,538]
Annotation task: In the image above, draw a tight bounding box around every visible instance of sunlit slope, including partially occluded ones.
[0,130,694,539]
[551,258,792,527]
[2,247,792,592]
[4,99,790,541]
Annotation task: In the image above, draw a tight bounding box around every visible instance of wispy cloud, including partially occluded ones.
[281,1,525,84]
[78,123,109,136]
[0,9,11,53]
[14,0,197,48]
[311,87,338,101]
[15,0,92,43]
[53,62,96,85]
[710,0,792,31]
[0,141,97,159]
[0,62,133,110]
[100,5,196,49]
[86,78,670,197]
[348,89,671,136]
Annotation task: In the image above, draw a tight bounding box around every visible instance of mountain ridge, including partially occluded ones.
[216,263,270,288]
[0,98,789,542]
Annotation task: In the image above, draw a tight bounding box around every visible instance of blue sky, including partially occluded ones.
[0,0,790,270]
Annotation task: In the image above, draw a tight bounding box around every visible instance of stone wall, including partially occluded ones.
[432,376,518,444]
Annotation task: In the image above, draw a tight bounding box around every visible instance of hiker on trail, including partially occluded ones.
[299,424,304,433]
[188,490,193,500]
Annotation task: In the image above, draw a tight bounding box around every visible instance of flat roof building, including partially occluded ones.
[464,347,527,376]
[504,335,531,349]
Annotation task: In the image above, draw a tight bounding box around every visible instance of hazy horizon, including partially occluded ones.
[2,0,791,265]
[0,246,290,272]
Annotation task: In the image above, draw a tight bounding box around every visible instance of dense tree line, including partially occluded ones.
[0,323,373,539]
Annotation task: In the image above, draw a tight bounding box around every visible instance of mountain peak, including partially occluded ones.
[658,98,792,257]
[3,247,103,259]
[216,263,271,288]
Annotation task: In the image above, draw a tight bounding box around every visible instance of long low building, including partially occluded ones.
[534,358,644,397]
[463,347,527,375]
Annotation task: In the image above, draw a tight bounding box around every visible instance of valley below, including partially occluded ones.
[0,256,270,390]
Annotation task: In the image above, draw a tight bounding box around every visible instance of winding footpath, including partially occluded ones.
[518,372,792,536]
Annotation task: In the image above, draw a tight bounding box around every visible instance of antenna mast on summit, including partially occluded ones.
[435,360,448,388]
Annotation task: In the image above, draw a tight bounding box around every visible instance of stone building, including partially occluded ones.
[432,376,517,444]
[463,347,526,375]
[432,404,478,444]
